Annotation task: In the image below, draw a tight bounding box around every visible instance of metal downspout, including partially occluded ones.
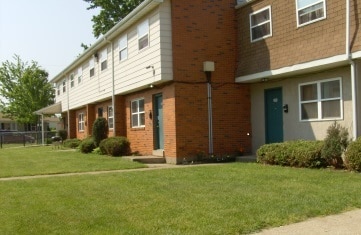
[346,0,358,140]
[105,37,116,137]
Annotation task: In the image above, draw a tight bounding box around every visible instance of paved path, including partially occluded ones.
[1,163,361,234]
[252,209,361,235]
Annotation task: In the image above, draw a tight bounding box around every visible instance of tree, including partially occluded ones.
[0,55,55,127]
[84,0,143,38]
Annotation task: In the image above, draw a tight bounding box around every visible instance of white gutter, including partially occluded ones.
[346,0,357,140]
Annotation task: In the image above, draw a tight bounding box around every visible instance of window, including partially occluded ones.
[131,99,145,128]
[62,80,66,93]
[119,35,128,61]
[138,20,149,50]
[296,0,326,27]
[108,106,114,129]
[299,78,342,121]
[78,67,82,84]
[57,83,60,96]
[78,113,85,131]
[70,74,74,88]
[250,6,272,42]
[101,49,107,71]
[89,58,95,77]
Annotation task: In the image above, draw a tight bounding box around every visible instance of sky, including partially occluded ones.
[0,0,100,80]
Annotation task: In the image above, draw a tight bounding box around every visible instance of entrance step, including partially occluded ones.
[236,155,257,163]
[124,156,166,164]
[152,149,164,157]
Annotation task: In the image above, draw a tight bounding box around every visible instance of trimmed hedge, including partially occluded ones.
[63,138,81,149]
[344,137,361,172]
[79,138,96,154]
[99,136,131,157]
[257,140,326,168]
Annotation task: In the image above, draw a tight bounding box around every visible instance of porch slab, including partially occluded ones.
[124,156,166,164]
[235,155,257,163]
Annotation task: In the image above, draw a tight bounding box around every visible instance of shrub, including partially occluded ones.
[99,136,131,157]
[344,137,361,172]
[58,130,67,141]
[92,147,103,155]
[92,117,109,147]
[257,140,325,168]
[63,138,81,149]
[321,122,349,168]
[79,137,96,154]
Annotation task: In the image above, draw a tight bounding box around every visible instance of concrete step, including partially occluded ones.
[235,155,257,163]
[124,156,166,164]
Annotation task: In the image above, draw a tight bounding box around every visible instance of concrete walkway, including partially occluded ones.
[1,163,361,234]
[252,209,361,235]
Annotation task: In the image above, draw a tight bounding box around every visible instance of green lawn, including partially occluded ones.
[0,151,361,234]
[0,146,145,177]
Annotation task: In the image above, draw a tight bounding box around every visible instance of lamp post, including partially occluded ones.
[203,61,215,156]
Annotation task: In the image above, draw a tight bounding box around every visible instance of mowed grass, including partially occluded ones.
[0,146,145,177]
[1,161,361,234]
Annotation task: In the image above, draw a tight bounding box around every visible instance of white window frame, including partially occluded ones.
[70,74,74,88]
[119,35,128,61]
[296,0,326,27]
[249,6,272,42]
[131,98,145,128]
[108,106,114,129]
[57,83,60,96]
[78,67,82,84]
[138,19,149,51]
[78,113,85,131]
[89,58,95,77]
[299,78,343,121]
[100,48,108,71]
[62,80,66,93]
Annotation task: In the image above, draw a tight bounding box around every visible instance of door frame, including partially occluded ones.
[264,87,284,144]
[153,93,164,150]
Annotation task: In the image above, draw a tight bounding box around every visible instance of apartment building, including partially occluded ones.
[235,0,361,152]
[39,0,251,163]
[38,0,360,162]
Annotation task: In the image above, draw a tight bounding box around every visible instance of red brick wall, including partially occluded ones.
[124,84,176,156]
[236,0,361,77]
[171,0,252,162]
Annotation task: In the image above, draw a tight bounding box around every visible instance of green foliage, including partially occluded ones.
[79,137,96,154]
[92,117,109,147]
[99,136,131,157]
[0,55,55,124]
[84,0,143,38]
[57,130,67,141]
[321,122,349,168]
[257,140,326,168]
[92,147,103,155]
[344,137,361,172]
[63,138,81,149]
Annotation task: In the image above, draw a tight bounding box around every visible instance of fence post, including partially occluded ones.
[0,134,2,149]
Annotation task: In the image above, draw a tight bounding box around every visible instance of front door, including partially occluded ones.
[265,87,283,143]
[154,94,164,149]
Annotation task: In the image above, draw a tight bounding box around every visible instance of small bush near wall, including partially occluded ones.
[321,122,349,168]
[344,137,361,172]
[58,130,67,141]
[257,140,325,168]
[92,117,109,147]
[79,138,96,154]
[63,138,81,149]
[99,137,131,157]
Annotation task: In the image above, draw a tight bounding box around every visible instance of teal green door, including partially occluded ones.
[154,94,164,149]
[265,88,283,143]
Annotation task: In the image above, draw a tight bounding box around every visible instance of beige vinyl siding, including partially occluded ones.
[56,0,172,111]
